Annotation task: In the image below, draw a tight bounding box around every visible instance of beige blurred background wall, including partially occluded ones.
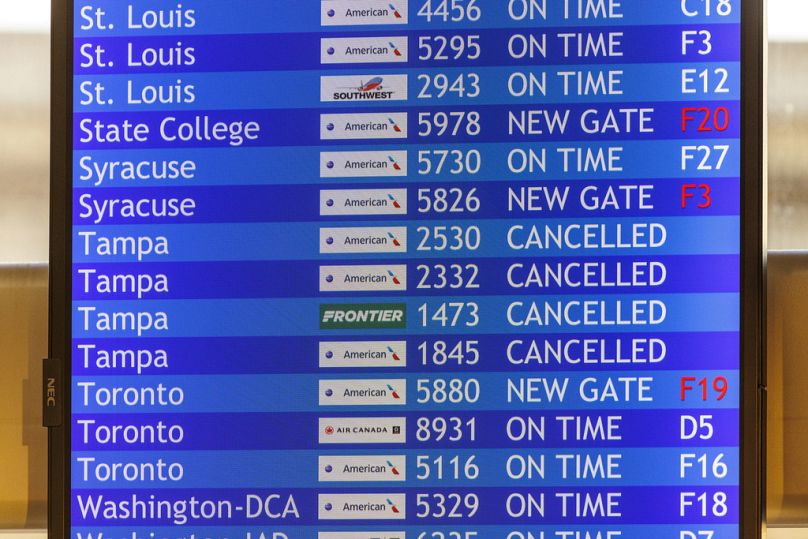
[769,42,808,249]
[0,33,49,264]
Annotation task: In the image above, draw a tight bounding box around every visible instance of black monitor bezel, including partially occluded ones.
[47,2,767,536]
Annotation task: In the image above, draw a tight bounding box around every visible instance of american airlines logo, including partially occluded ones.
[319,340,407,368]
[320,226,407,254]
[320,265,407,292]
[321,112,407,140]
[321,0,409,26]
[320,188,407,216]
[319,493,406,520]
[319,379,407,405]
[318,455,407,482]
[322,36,409,64]
[320,151,407,178]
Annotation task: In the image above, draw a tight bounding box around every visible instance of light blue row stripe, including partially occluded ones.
[71,370,740,413]
[74,0,741,36]
[73,140,742,188]
[71,447,739,488]
[71,292,740,337]
[72,216,741,263]
[74,62,741,112]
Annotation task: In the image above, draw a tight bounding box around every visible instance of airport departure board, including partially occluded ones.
[52,1,764,538]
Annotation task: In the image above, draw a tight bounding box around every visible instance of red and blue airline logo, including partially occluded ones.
[387,232,402,247]
[358,77,384,92]
[389,42,403,57]
[387,270,402,286]
[388,117,402,132]
[337,77,385,93]
[389,3,403,18]
[387,460,401,475]
[387,345,402,361]
[386,384,402,399]
[387,498,401,513]
[387,193,402,208]
[388,155,402,170]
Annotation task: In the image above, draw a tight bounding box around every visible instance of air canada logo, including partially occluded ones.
[320,303,406,329]
[318,417,407,444]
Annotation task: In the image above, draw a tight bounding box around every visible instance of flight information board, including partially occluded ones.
[54,1,763,538]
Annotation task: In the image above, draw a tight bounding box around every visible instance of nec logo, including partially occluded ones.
[46,377,57,407]
[42,358,62,427]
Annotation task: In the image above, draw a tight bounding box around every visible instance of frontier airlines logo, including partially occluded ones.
[320,304,406,329]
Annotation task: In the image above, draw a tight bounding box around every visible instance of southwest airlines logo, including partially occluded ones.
[320,304,406,329]
[322,0,409,26]
[321,75,408,102]
[322,36,409,64]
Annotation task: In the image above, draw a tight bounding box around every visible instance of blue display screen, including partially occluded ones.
[71,1,742,538]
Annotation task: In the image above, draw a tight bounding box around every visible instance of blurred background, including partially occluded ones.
[0,0,806,536]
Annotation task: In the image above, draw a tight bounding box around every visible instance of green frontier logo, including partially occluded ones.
[320,303,406,329]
